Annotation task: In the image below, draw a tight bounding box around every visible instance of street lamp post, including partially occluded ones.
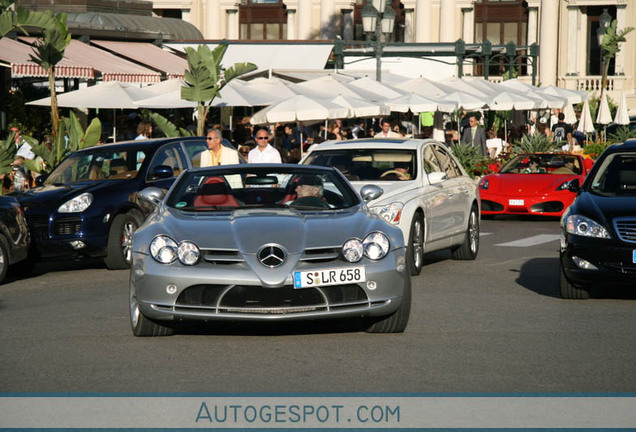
[361,0,396,82]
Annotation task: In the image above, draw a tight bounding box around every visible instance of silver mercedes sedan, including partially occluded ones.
[129,164,410,336]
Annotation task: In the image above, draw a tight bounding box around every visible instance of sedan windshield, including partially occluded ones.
[499,154,583,175]
[166,166,360,211]
[589,153,636,195]
[45,148,147,185]
[304,149,417,181]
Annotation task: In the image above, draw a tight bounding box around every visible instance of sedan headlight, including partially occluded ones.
[177,241,200,265]
[565,215,610,239]
[370,202,403,224]
[363,232,390,260]
[150,235,178,264]
[58,192,93,213]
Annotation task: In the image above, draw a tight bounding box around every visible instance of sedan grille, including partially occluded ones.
[613,217,636,244]
[174,284,370,315]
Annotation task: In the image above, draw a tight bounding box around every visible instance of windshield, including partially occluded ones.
[304,149,417,181]
[166,166,360,211]
[45,148,147,185]
[589,153,636,195]
[499,154,582,175]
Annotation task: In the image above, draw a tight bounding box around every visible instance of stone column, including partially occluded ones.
[205,0,222,39]
[181,9,191,23]
[462,7,474,76]
[297,0,313,40]
[403,8,414,43]
[439,0,456,42]
[226,9,239,40]
[539,0,559,86]
[615,4,627,75]
[287,9,297,40]
[320,0,335,40]
[526,6,538,77]
[566,6,579,76]
[414,0,431,42]
[342,9,353,41]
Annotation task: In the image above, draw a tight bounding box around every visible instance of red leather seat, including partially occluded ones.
[194,176,240,208]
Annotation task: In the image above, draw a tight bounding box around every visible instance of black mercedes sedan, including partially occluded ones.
[560,139,636,298]
[12,137,215,270]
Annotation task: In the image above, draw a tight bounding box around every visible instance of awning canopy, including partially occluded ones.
[0,38,94,79]
[165,42,334,72]
[91,40,187,79]
[18,37,161,83]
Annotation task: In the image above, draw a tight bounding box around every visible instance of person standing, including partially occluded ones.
[375,119,400,138]
[200,128,239,167]
[551,112,573,151]
[460,114,488,157]
[248,128,282,163]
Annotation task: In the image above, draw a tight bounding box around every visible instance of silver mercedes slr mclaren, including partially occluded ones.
[129,164,410,336]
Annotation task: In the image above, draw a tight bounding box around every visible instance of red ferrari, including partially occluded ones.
[479,153,592,217]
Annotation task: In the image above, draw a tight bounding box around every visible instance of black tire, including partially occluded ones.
[0,238,9,284]
[365,282,411,333]
[130,285,174,336]
[559,264,590,299]
[104,211,141,270]
[452,205,479,260]
[407,213,424,276]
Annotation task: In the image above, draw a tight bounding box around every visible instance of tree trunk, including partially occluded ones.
[48,66,60,138]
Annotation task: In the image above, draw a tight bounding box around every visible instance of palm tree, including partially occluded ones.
[28,12,71,139]
[181,43,257,136]
[599,20,634,102]
[0,0,57,38]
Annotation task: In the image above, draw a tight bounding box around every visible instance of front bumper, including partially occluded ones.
[25,211,110,259]
[560,234,636,287]
[131,249,409,323]
[480,191,574,216]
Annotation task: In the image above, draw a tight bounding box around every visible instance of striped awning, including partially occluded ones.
[0,38,94,79]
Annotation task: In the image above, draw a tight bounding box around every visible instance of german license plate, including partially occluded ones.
[509,199,524,206]
[632,250,636,264]
[293,267,365,289]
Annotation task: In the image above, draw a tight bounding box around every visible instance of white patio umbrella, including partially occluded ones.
[331,94,390,118]
[394,76,457,99]
[578,98,596,143]
[28,81,157,141]
[439,76,496,104]
[290,76,380,103]
[614,91,630,126]
[563,103,577,125]
[133,79,196,109]
[346,76,405,101]
[596,92,612,141]
[540,85,588,105]
[443,91,486,111]
[250,94,351,158]
[499,79,567,109]
[386,92,456,113]
[239,77,298,105]
[488,92,539,111]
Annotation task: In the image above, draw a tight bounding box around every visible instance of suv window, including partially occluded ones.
[183,140,208,168]
[45,148,147,184]
[146,144,187,181]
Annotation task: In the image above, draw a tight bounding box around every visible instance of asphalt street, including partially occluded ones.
[1,217,635,393]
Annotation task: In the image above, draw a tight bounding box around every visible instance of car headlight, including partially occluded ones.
[565,215,610,239]
[150,235,178,264]
[479,178,489,190]
[363,232,390,260]
[370,202,403,224]
[342,238,364,263]
[177,241,200,265]
[58,192,93,213]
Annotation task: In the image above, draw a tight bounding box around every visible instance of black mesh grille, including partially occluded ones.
[25,215,49,234]
[52,216,82,236]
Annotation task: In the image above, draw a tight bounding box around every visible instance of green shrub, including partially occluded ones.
[512,133,561,154]
[607,126,636,144]
[583,142,611,160]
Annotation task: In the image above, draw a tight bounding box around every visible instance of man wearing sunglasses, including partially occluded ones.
[200,128,239,167]
[248,128,282,163]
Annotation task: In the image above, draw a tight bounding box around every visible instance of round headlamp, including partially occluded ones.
[177,241,200,265]
[150,235,178,264]
[363,232,390,260]
[342,238,364,263]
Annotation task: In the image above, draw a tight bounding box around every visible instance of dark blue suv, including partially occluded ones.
[14,137,216,269]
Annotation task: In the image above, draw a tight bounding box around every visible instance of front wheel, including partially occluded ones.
[130,286,174,336]
[559,264,590,299]
[365,282,411,333]
[407,213,424,276]
[104,212,141,270]
[452,205,479,260]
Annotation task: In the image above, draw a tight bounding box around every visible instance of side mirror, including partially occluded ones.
[568,178,580,193]
[360,184,383,203]
[138,187,166,207]
[35,174,47,187]
[427,171,447,185]
[151,165,174,180]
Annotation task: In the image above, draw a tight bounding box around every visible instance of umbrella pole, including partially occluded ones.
[324,120,328,140]
[113,111,117,143]
[300,122,304,160]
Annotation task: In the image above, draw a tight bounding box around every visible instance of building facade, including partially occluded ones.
[148,0,635,113]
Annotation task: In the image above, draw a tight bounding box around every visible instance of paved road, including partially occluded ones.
[1,217,635,393]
